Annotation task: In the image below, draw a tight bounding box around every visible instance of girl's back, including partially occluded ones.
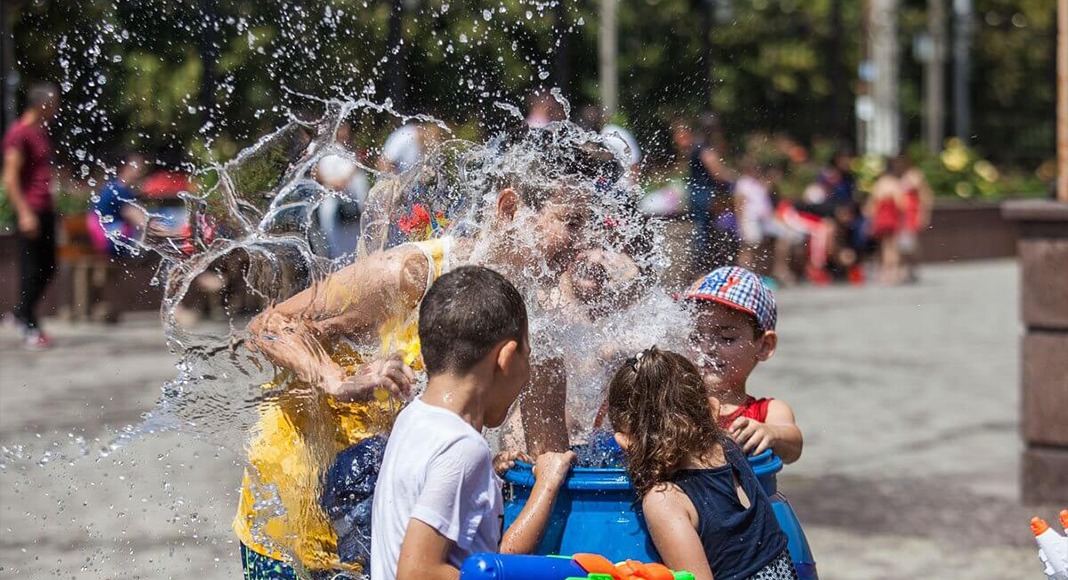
[671,440,793,580]
[607,347,798,580]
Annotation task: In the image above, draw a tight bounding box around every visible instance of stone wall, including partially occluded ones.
[1002,200,1068,504]
[919,202,1018,263]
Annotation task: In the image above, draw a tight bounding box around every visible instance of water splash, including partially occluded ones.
[4,2,705,577]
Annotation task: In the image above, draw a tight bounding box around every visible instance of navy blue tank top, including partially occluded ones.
[671,441,787,580]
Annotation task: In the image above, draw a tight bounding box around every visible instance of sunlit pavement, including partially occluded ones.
[0,260,1062,579]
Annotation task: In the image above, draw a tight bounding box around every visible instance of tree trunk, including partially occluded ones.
[828,0,849,140]
[198,0,218,125]
[599,0,617,118]
[1059,0,1068,201]
[925,0,946,152]
[952,0,972,141]
[554,0,571,98]
[702,0,713,109]
[867,0,901,156]
[1,3,17,137]
[387,0,406,109]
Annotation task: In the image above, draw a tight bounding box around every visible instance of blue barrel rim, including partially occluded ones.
[503,449,783,491]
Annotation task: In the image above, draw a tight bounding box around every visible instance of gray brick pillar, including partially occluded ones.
[1002,200,1068,504]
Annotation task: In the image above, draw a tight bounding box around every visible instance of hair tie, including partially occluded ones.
[628,348,650,372]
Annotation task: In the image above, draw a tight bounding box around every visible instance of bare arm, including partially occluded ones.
[119,204,148,228]
[246,245,428,398]
[3,148,38,237]
[500,451,575,554]
[731,399,803,464]
[699,148,737,182]
[396,519,459,580]
[909,169,935,227]
[734,189,747,221]
[765,399,803,463]
[3,149,28,214]
[520,357,570,455]
[643,486,716,580]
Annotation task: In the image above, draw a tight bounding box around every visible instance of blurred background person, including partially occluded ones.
[670,117,694,175]
[828,148,858,204]
[866,159,907,284]
[377,121,441,174]
[525,90,566,128]
[314,121,369,260]
[88,152,149,257]
[896,156,933,283]
[2,83,60,350]
[688,113,737,271]
[732,155,774,272]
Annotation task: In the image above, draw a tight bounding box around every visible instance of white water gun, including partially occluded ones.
[1031,510,1068,579]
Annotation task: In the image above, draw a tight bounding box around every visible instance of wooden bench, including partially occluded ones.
[57,215,125,322]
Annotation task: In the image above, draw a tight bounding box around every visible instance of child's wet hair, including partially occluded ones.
[418,266,528,375]
[494,124,625,210]
[607,346,723,498]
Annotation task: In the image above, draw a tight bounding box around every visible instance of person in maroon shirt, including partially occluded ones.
[2,83,59,349]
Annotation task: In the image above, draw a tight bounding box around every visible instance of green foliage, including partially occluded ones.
[7,0,1055,178]
[0,185,10,232]
[848,138,1049,200]
[904,139,1049,199]
[0,184,91,232]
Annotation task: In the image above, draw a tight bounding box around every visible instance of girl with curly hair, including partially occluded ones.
[607,347,798,580]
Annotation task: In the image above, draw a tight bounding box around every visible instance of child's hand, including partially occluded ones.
[729,417,775,456]
[493,450,533,476]
[326,352,415,402]
[532,450,577,488]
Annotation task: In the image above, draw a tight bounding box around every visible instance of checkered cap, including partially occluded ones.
[679,266,777,332]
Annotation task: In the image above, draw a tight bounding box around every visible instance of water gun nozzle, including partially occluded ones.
[1033,517,1051,537]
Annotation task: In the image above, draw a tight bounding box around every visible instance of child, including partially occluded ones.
[370,266,576,580]
[896,156,933,283]
[607,347,798,580]
[235,128,620,577]
[678,266,803,464]
[733,157,774,272]
[866,162,905,284]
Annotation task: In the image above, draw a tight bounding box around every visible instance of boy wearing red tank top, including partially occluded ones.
[679,267,804,464]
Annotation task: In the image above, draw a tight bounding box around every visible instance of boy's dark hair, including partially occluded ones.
[418,265,528,375]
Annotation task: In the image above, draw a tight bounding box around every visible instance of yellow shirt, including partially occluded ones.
[232,237,453,571]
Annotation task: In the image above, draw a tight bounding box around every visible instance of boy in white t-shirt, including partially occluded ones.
[371,266,576,580]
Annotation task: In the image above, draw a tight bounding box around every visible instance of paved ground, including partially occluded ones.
[0,259,1063,580]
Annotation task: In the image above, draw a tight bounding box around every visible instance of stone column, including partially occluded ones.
[1002,200,1068,504]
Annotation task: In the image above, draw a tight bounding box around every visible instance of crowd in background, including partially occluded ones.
[82,93,937,290]
[665,114,934,287]
[3,85,936,348]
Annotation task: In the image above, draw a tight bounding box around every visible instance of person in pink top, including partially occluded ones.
[2,83,60,350]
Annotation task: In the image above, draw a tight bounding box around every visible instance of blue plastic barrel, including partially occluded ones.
[501,449,817,580]
[459,553,587,580]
